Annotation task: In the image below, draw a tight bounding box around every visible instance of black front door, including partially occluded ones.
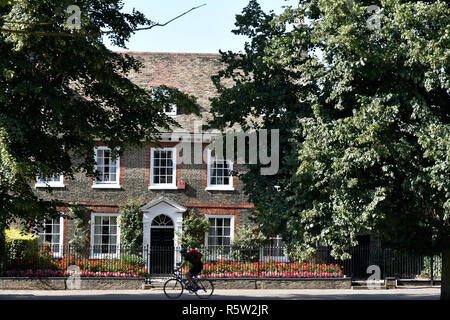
[150,228,174,275]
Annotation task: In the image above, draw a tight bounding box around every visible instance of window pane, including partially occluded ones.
[152,148,175,185]
[209,156,232,186]
[208,237,216,246]
[52,235,60,244]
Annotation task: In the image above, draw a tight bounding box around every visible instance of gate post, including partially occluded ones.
[430,255,434,286]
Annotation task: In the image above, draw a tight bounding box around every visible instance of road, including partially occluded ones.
[0,287,441,300]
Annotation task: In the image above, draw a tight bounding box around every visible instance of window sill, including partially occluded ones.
[92,184,121,189]
[35,183,65,188]
[205,186,235,191]
[149,185,178,190]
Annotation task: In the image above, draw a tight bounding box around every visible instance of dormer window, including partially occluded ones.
[150,86,178,117]
[164,104,177,116]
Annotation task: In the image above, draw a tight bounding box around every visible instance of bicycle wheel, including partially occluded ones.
[163,278,184,299]
[194,279,214,299]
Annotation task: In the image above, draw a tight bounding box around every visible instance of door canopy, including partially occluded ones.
[141,196,186,249]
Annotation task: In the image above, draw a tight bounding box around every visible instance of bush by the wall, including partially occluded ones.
[119,199,144,253]
[176,214,210,249]
[68,203,90,258]
[231,225,270,262]
[5,228,39,262]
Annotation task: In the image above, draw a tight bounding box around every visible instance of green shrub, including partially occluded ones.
[231,225,270,262]
[119,199,144,253]
[420,255,442,279]
[120,254,145,268]
[5,228,39,262]
[68,203,90,258]
[176,214,210,249]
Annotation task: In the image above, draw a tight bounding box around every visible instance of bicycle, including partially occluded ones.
[163,269,214,299]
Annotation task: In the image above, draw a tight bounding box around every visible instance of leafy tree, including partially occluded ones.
[0,1,199,230]
[118,198,143,252]
[208,0,313,239]
[210,0,449,299]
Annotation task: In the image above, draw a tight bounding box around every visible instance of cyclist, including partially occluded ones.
[176,248,203,289]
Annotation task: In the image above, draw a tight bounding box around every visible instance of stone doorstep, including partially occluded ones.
[351,279,442,290]
[397,279,441,286]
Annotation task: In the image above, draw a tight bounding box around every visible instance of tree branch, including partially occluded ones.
[0,4,206,37]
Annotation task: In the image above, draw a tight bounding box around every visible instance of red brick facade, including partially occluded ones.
[36,53,253,248]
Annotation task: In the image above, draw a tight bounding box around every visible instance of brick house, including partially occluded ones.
[33,52,256,264]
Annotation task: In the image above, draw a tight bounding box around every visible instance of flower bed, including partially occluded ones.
[187,259,344,279]
[2,269,145,278]
[2,243,147,278]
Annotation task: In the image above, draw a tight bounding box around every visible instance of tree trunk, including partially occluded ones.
[441,249,450,300]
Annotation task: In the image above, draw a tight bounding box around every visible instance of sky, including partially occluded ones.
[104,0,298,54]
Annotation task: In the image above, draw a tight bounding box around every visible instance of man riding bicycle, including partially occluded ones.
[176,248,203,289]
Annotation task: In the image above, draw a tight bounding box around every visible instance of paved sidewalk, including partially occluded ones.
[0,288,441,300]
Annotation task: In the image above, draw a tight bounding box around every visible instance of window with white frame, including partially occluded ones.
[164,104,177,116]
[206,149,233,190]
[35,174,65,188]
[93,146,120,188]
[205,215,234,254]
[37,217,64,257]
[91,214,120,257]
[150,147,177,189]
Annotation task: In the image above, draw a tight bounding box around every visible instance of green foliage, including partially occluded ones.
[176,214,210,249]
[5,228,39,261]
[119,253,145,268]
[67,203,89,258]
[231,225,269,262]
[0,216,5,268]
[118,199,143,252]
[211,0,449,260]
[421,255,442,279]
[211,1,450,297]
[208,0,313,240]
[0,0,199,226]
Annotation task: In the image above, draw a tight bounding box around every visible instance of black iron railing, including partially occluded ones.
[0,244,442,280]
